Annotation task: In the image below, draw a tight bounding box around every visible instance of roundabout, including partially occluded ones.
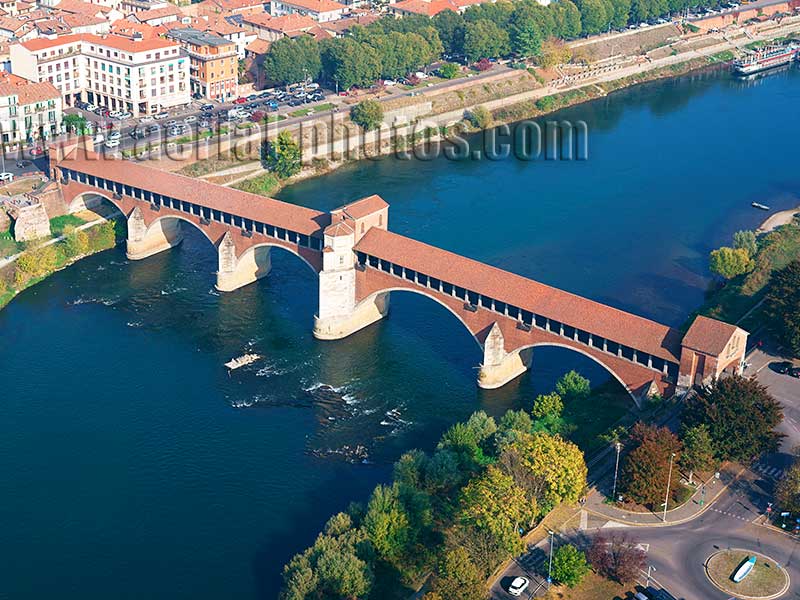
[705,549,790,600]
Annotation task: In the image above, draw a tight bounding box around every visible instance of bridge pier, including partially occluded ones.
[215,232,272,292]
[126,208,183,260]
[477,323,532,389]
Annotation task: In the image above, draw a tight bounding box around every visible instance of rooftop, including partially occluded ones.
[18,32,180,53]
[0,72,59,104]
[276,0,346,12]
[682,315,743,356]
[166,26,235,47]
[58,148,328,237]
[354,228,684,363]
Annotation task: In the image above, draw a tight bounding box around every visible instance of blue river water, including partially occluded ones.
[2,64,799,600]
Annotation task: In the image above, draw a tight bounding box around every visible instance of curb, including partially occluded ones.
[704,549,790,600]
[584,466,746,527]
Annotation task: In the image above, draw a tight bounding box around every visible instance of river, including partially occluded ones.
[2,64,799,600]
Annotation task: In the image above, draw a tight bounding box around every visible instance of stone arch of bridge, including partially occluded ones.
[511,341,645,404]
[66,191,124,216]
[355,287,484,352]
[144,213,217,247]
[235,241,318,276]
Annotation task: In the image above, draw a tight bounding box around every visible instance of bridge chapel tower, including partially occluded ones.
[313,195,390,340]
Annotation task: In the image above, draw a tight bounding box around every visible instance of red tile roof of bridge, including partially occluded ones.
[58,148,327,236]
[355,228,683,363]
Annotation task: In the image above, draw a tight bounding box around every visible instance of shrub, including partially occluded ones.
[473,58,493,72]
[438,62,461,79]
[63,225,90,258]
[467,106,492,129]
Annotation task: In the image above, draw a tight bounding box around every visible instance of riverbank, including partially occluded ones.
[222,18,800,194]
[0,213,122,310]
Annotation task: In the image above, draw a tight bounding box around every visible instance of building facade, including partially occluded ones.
[166,27,237,101]
[10,33,190,116]
[269,0,346,22]
[0,72,62,145]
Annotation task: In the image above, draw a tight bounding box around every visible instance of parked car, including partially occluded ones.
[117,111,132,120]
[288,98,303,107]
[305,83,320,90]
[184,115,197,123]
[30,147,44,156]
[198,119,211,128]
[773,361,794,374]
[233,97,248,104]
[154,111,169,119]
[130,128,147,139]
[266,101,279,111]
[165,119,178,127]
[508,577,529,597]
[0,172,14,182]
[107,131,121,140]
[108,110,122,118]
[201,103,214,111]
[16,160,31,168]
[791,367,800,379]
[105,139,120,148]
[146,124,161,133]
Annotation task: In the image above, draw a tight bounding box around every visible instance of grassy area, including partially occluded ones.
[706,550,787,598]
[710,49,735,61]
[233,171,282,197]
[289,102,335,118]
[689,216,800,328]
[49,214,87,237]
[542,571,637,600]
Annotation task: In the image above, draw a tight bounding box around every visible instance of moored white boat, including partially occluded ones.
[225,353,261,370]
[732,556,756,583]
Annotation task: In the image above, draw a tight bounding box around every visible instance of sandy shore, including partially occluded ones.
[758,206,800,234]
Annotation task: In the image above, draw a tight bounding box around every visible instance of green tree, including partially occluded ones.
[577,0,611,34]
[459,465,531,556]
[433,547,485,600]
[15,243,58,286]
[463,19,510,62]
[350,99,384,132]
[555,0,583,37]
[532,392,563,419]
[495,408,534,450]
[265,131,302,179]
[363,484,410,563]
[263,36,321,85]
[437,62,461,79]
[709,246,754,280]
[764,259,800,357]
[555,370,590,402]
[63,113,88,134]
[551,543,590,587]
[321,37,382,90]
[683,375,784,462]
[502,431,587,514]
[679,424,714,484]
[510,16,544,57]
[733,229,758,258]
[776,462,800,514]
[432,9,465,54]
[620,422,682,508]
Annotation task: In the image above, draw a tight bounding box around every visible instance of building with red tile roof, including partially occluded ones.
[678,315,748,387]
[242,12,317,40]
[270,0,346,22]
[11,32,190,116]
[0,71,62,145]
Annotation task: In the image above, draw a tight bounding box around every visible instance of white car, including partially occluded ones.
[154,111,169,120]
[107,131,121,140]
[508,576,529,597]
[117,111,132,120]
[184,115,197,123]
[0,172,13,182]
[166,119,178,127]
[84,103,97,112]
[108,110,122,118]
[104,139,120,148]
[139,115,154,124]
[383,79,398,86]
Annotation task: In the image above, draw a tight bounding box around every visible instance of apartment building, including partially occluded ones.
[0,71,62,145]
[10,33,190,116]
[269,0,347,22]
[165,27,236,101]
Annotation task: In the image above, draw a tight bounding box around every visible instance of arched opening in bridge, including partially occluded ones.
[67,192,124,223]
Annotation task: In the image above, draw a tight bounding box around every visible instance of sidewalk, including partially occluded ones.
[584,463,744,526]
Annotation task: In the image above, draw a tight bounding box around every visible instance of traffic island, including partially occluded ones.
[705,549,790,600]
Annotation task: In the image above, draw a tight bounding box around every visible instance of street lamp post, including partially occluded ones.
[547,530,555,589]
[663,452,676,522]
[612,441,622,503]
